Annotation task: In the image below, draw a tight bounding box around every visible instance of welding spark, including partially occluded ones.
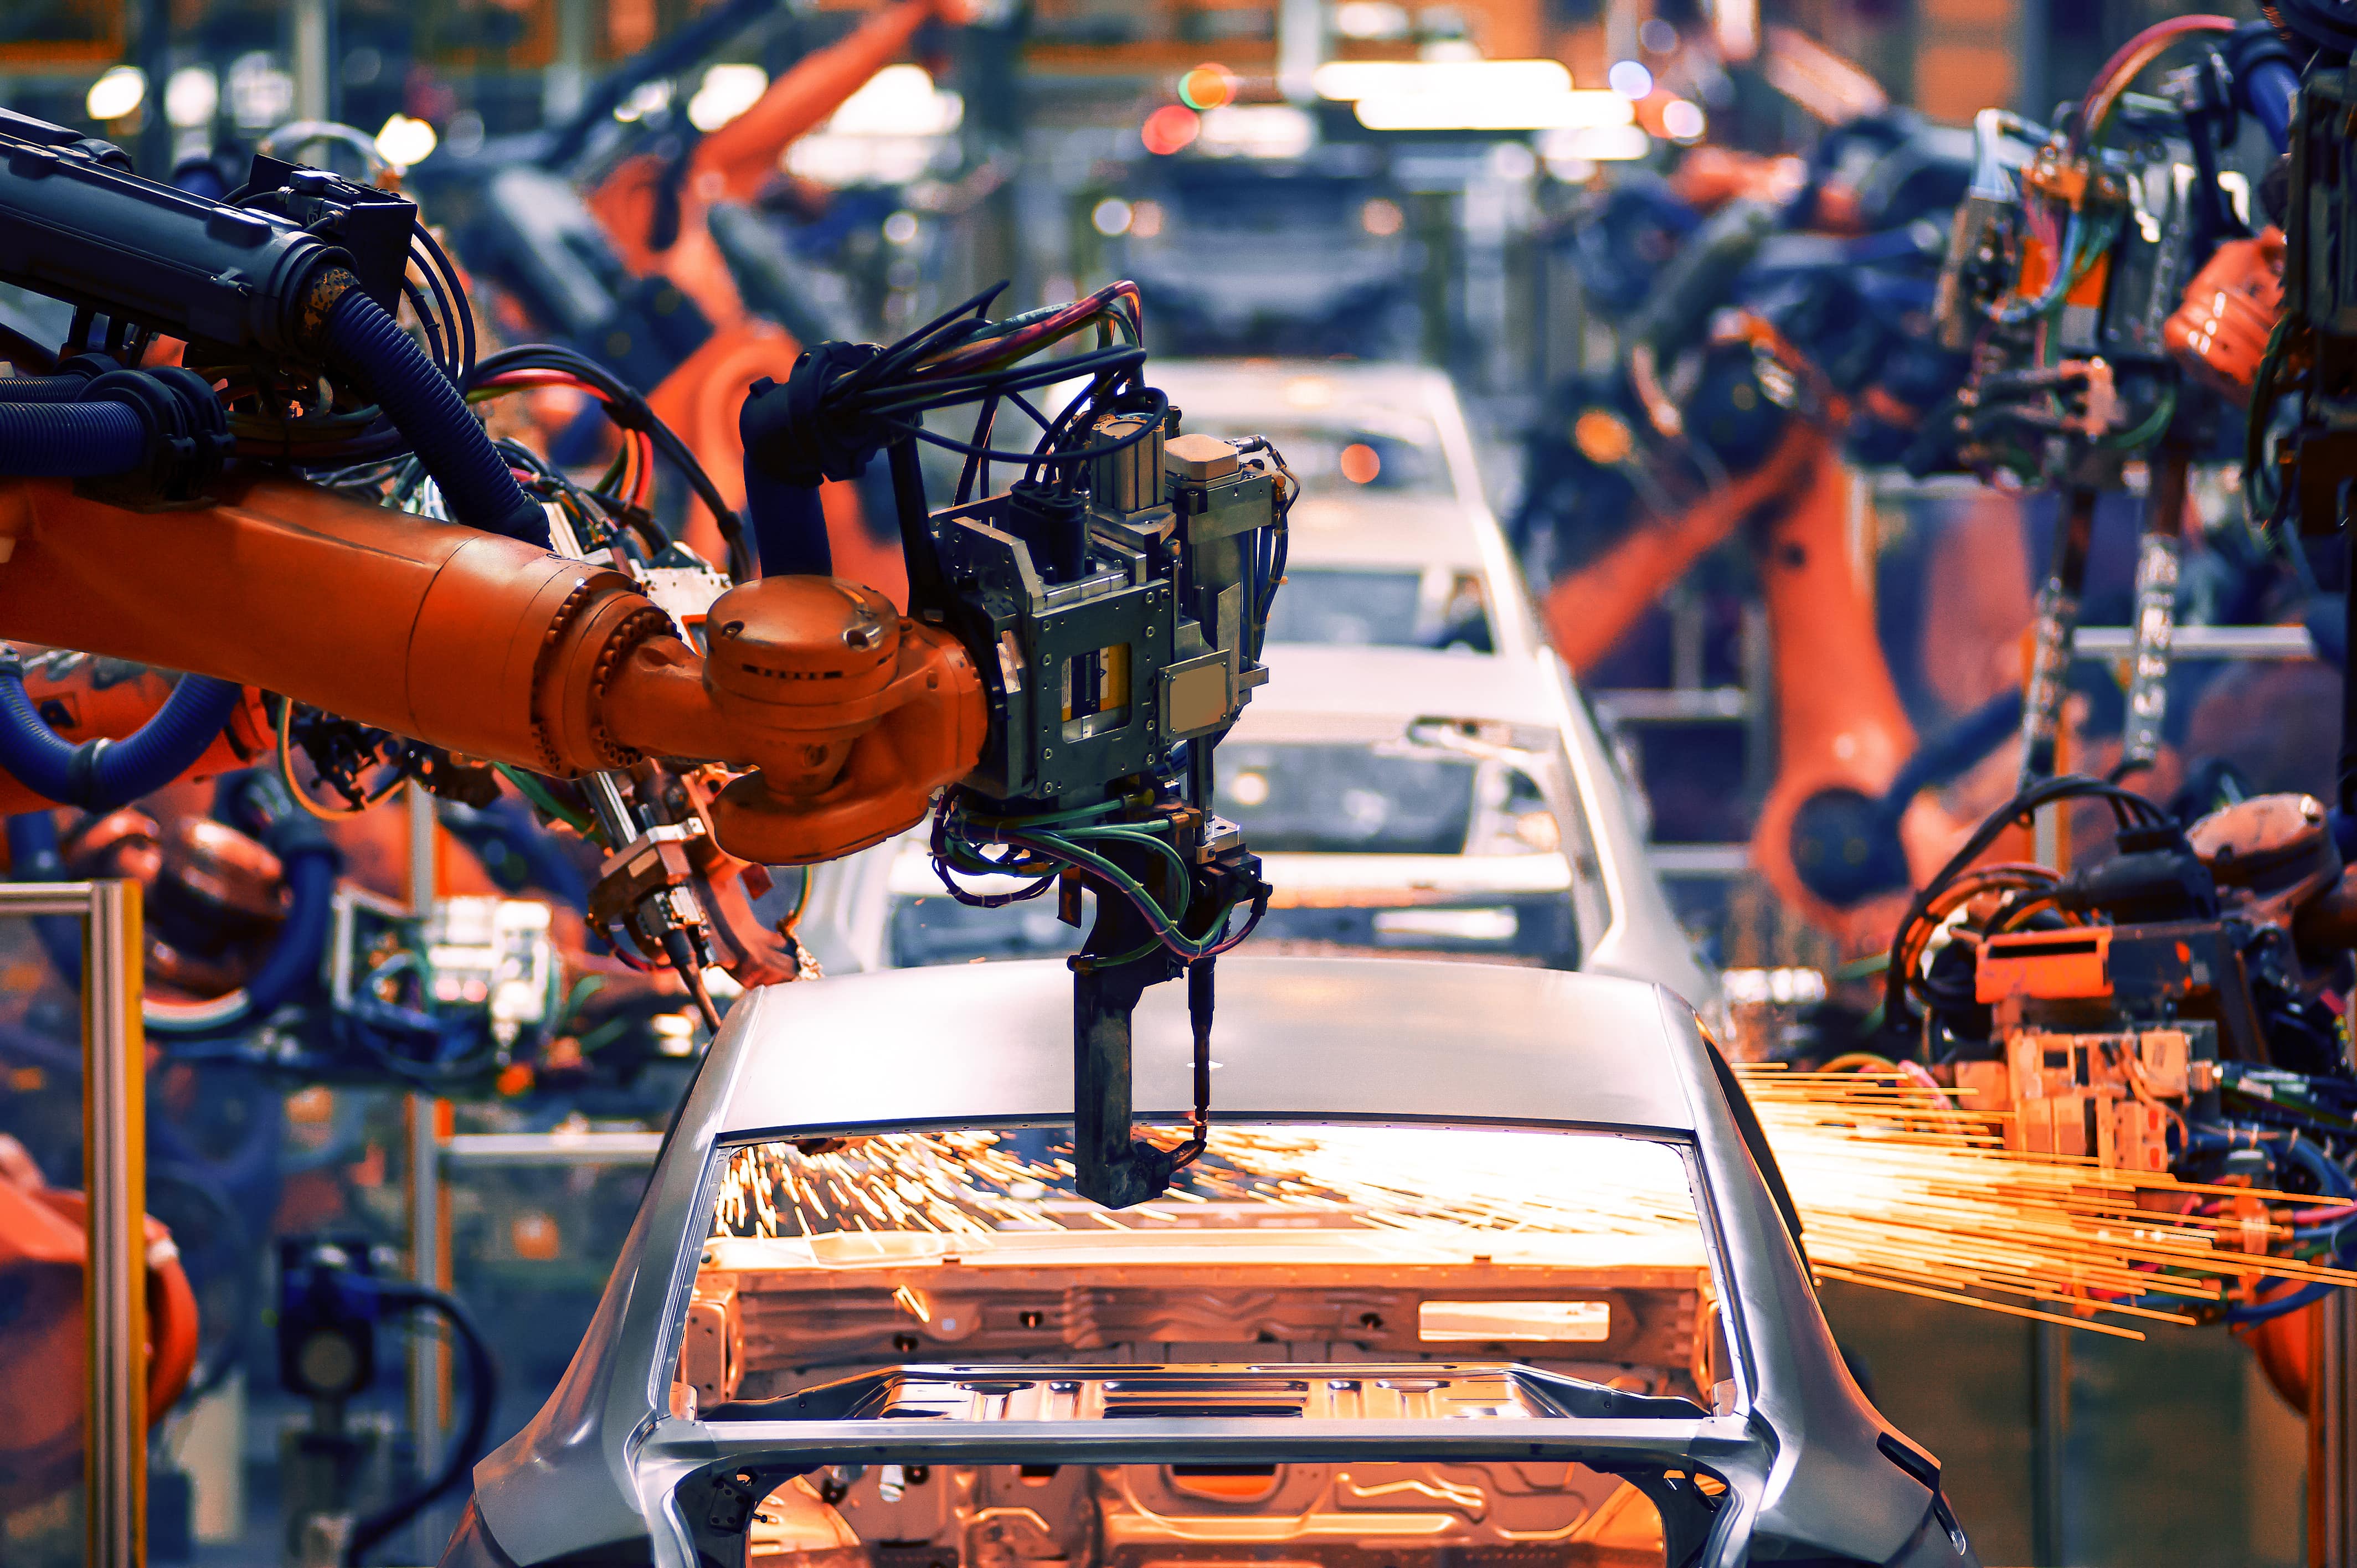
[709,1074,2357,1339]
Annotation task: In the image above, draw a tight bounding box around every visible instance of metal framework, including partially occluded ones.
[0,880,146,1567]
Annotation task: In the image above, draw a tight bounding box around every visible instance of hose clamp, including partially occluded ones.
[73,366,234,510]
[64,736,111,809]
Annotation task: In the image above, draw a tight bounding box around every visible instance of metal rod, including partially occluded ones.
[83,879,145,1568]
[0,882,105,914]
[289,0,334,126]
[2072,623,2316,659]
[406,786,444,1492]
[2119,448,2188,774]
[440,1132,663,1167]
[2029,1318,2070,1566]
[2318,1287,2356,1568]
[2016,487,2098,792]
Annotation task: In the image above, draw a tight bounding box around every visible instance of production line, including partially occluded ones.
[1,3,2356,1566]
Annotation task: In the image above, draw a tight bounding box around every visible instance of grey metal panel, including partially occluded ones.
[1544,654,1721,1015]
[712,956,1696,1139]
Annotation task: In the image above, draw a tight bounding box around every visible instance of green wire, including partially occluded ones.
[2245,314,2297,525]
[939,799,1251,963]
[1058,823,1193,896]
[1019,829,1238,959]
[496,764,599,838]
[2096,384,2177,450]
[959,798,1125,831]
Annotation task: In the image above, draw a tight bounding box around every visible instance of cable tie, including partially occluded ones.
[605,387,655,433]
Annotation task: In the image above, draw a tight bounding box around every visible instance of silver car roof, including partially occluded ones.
[713,957,1693,1141]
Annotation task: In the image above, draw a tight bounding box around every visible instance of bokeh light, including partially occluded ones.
[1177,63,1238,112]
[1141,104,1200,156]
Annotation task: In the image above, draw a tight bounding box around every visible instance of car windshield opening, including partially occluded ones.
[1264,567,1495,652]
[683,1126,1721,1567]
[688,1125,1713,1396]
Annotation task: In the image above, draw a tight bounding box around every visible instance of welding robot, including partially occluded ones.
[0,101,1289,1505]
[1515,116,1989,950]
[1522,20,2305,952]
[1829,6,2357,1420]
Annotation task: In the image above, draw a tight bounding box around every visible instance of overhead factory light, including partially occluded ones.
[1606,59,1654,99]
[1313,59,1632,133]
[1332,1,1412,40]
[788,65,965,185]
[1312,58,1571,102]
[1538,123,1652,163]
[225,52,295,130]
[824,64,961,138]
[1197,103,1314,159]
[687,63,768,132]
[1090,197,1134,236]
[374,113,438,169]
[163,66,218,129]
[1712,0,1760,61]
[85,65,146,123]
[1661,98,1707,142]
[1356,87,1631,133]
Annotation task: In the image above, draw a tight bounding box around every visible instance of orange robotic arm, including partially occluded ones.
[1740,438,1967,948]
[1541,424,1818,674]
[1538,429,1974,949]
[588,1,960,589]
[0,475,984,867]
[0,1146,199,1516]
[695,0,961,207]
[594,0,960,287]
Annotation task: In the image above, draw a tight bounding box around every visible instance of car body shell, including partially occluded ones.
[447,960,1971,1568]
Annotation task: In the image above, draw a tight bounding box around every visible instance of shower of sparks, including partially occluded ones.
[1731,1067,2357,1337]
[713,1127,1699,1245]
[711,1072,2357,1340]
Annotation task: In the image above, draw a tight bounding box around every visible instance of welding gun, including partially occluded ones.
[1876,777,2357,1399]
[734,281,1290,1206]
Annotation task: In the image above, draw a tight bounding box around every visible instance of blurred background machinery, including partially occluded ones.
[0,2,2351,1567]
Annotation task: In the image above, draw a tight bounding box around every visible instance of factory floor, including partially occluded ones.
[1821,1283,2304,1567]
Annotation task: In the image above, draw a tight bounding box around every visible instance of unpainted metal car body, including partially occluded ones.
[442,959,1973,1568]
